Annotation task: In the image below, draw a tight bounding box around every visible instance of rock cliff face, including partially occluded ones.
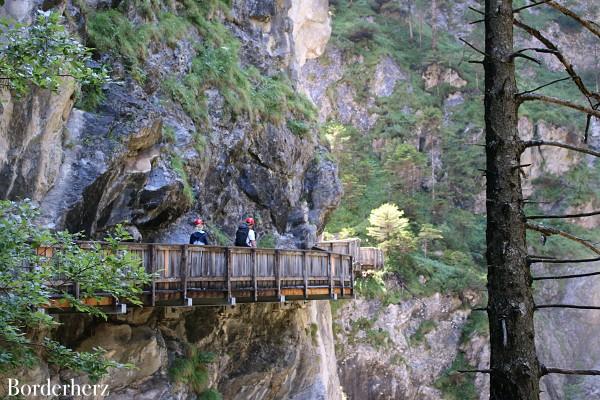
[3,302,340,400]
[2,1,600,399]
[0,1,344,399]
[0,0,342,248]
[332,292,489,400]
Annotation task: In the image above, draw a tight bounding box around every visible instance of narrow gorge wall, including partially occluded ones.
[0,1,345,399]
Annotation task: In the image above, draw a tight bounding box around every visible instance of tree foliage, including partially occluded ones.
[367,203,415,252]
[0,200,151,380]
[0,10,109,95]
[417,223,443,257]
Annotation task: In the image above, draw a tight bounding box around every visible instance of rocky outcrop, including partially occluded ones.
[0,82,75,202]
[32,302,342,400]
[334,292,486,400]
[287,0,331,72]
[422,63,467,91]
[533,262,600,400]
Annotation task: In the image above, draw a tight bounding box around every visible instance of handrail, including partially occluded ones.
[38,242,355,309]
[316,238,385,269]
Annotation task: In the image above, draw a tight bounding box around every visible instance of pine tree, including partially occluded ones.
[367,203,415,252]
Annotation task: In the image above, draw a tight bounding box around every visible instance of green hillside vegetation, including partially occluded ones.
[325,0,600,298]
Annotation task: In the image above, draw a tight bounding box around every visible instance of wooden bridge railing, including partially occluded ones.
[359,247,385,269]
[316,238,361,261]
[317,238,385,269]
[38,243,355,310]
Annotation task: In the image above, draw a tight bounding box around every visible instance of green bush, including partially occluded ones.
[410,319,437,346]
[170,154,194,203]
[169,347,219,395]
[434,353,478,400]
[0,201,150,379]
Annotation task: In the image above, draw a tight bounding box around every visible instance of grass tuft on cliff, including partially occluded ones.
[84,0,316,132]
[169,346,221,397]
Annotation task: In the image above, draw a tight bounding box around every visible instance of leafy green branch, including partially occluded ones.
[0,200,151,380]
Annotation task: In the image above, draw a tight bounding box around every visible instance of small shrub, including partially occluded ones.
[169,347,217,395]
[354,270,386,299]
[310,323,319,345]
[257,233,276,248]
[434,353,478,400]
[162,125,176,144]
[287,119,312,137]
[410,319,437,346]
[170,154,194,203]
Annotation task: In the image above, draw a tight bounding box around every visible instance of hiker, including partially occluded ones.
[189,218,209,245]
[234,217,256,248]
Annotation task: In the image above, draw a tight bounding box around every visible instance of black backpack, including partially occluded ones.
[234,223,250,247]
[190,230,208,245]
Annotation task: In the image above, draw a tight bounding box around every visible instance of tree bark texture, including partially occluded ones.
[485,1,540,399]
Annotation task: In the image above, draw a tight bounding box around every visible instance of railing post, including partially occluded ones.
[225,248,232,303]
[303,251,308,300]
[181,244,189,304]
[328,253,334,299]
[149,244,156,307]
[252,248,257,302]
[275,249,281,301]
[350,255,355,298]
[341,255,346,298]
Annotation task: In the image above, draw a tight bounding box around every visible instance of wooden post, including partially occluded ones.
[328,253,333,298]
[181,245,189,302]
[349,255,354,297]
[303,251,308,300]
[149,244,156,307]
[225,248,232,302]
[252,248,258,302]
[275,249,281,300]
[341,255,345,297]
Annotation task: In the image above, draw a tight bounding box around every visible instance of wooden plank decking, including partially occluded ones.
[38,243,355,311]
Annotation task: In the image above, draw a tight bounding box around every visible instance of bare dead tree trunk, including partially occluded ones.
[484,1,540,398]
[431,0,437,50]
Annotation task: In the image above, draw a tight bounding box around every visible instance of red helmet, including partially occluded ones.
[245,217,255,225]
[193,218,204,226]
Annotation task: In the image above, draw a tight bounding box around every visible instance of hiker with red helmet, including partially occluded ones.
[235,217,256,248]
[189,218,209,245]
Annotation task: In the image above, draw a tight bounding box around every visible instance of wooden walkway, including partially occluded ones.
[317,238,384,269]
[38,243,355,311]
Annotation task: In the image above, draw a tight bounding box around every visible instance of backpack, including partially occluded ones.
[235,223,250,247]
[190,230,208,245]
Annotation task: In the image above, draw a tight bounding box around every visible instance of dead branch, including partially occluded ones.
[528,255,557,260]
[468,60,485,64]
[526,223,600,255]
[528,256,600,264]
[511,53,541,64]
[534,271,600,281]
[514,19,600,106]
[523,139,600,157]
[536,304,600,310]
[518,94,600,118]
[459,38,488,57]
[468,6,484,15]
[470,19,485,25]
[516,77,570,96]
[527,210,600,220]
[546,1,600,39]
[458,369,492,373]
[542,367,600,376]
[512,163,532,170]
[513,0,552,13]
[514,47,559,55]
